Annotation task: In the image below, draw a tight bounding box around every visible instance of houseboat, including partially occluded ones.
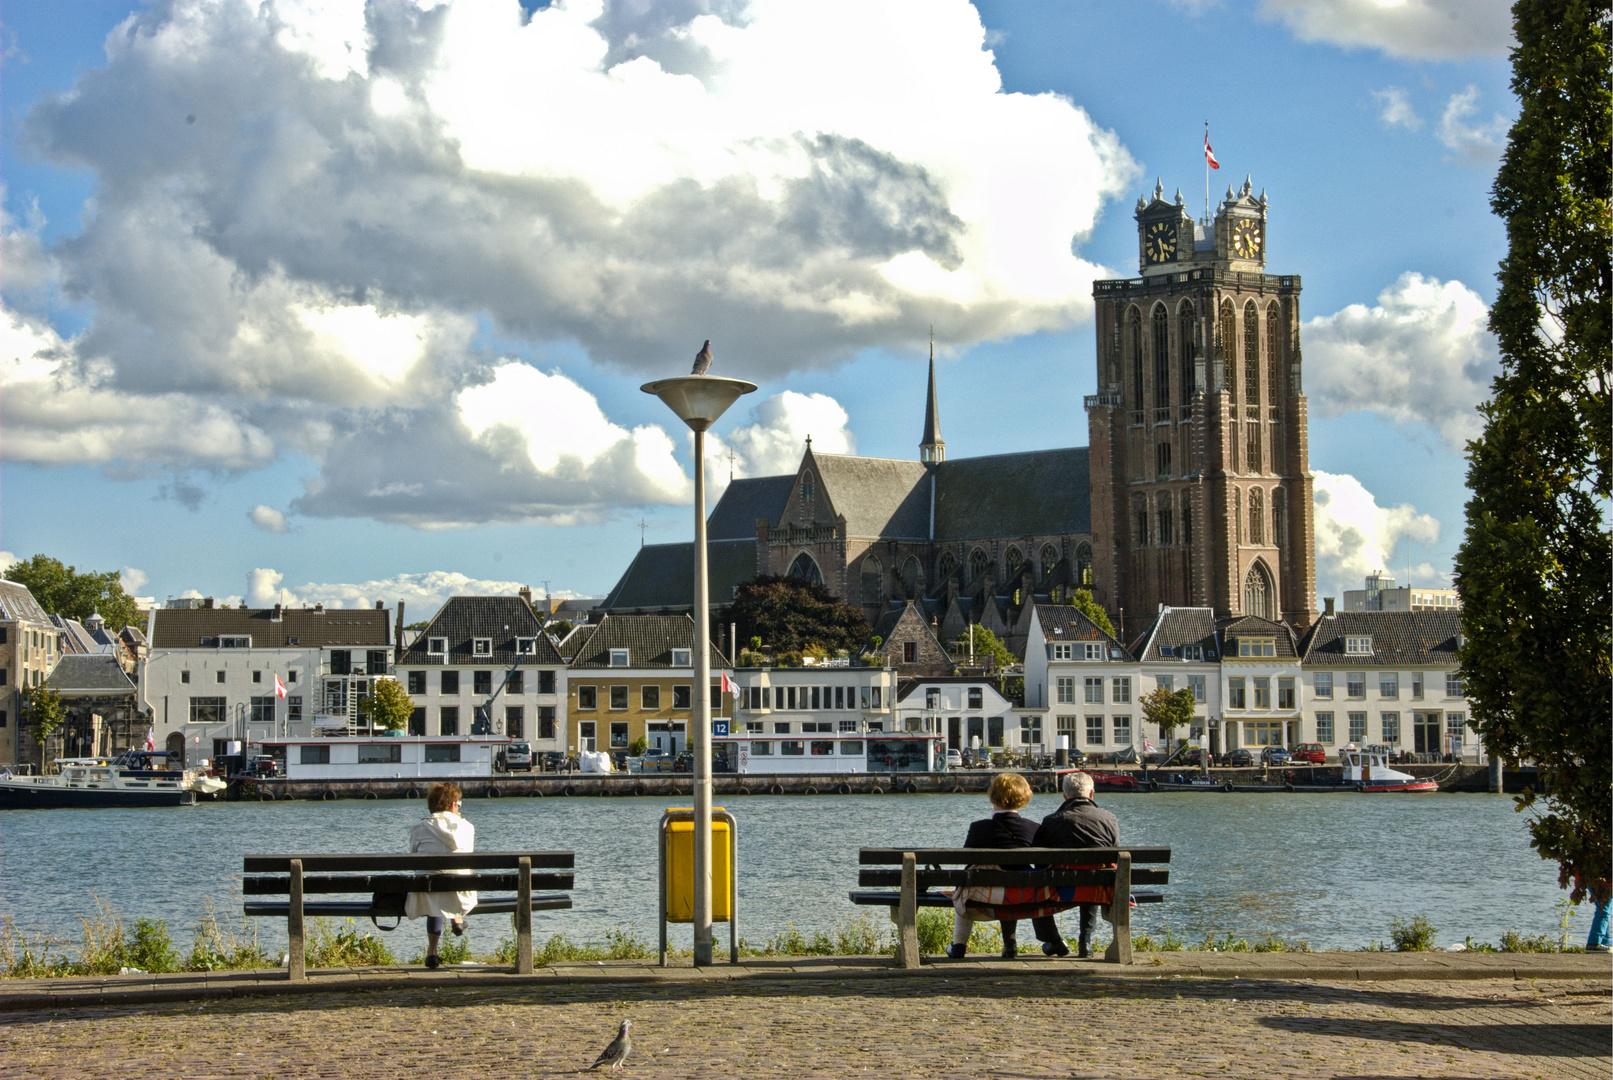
[0,759,199,808]
[256,735,510,782]
[715,731,944,774]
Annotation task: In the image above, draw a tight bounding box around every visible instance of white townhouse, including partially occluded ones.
[1216,615,1304,754]
[395,596,567,753]
[1298,607,1478,761]
[892,675,1016,753]
[140,601,393,765]
[1130,606,1222,753]
[726,662,902,773]
[1023,605,1142,761]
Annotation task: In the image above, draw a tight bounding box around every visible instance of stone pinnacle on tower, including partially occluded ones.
[920,324,945,464]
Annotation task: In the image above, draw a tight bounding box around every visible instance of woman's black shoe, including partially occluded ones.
[1000,939,1017,960]
[945,944,968,959]
[425,954,441,969]
[1041,940,1071,957]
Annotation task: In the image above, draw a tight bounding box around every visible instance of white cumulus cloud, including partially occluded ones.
[246,566,538,620]
[1312,471,1443,602]
[717,391,857,480]
[1304,272,1499,449]
[1372,87,1423,131]
[249,505,290,533]
[1262,0,1513,60]
[120,566,150,594]
[1437,85,1510,164]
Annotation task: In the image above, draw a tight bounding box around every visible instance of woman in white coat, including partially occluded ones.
[406,782,477,968]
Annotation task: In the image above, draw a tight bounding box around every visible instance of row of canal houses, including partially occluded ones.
[121,590,1479,774]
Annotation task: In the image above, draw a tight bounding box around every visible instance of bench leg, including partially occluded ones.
[1104,851,1132,965]
[516,856,533,975]
[895,851,920,970]
[288,858,306,982]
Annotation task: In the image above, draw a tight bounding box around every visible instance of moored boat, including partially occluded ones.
[1340,749,1438,792]
[109,749,228,797]
[0,759,199,808]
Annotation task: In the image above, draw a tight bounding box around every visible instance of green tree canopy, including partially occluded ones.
[5,555,140,631]
[955,624,1013,670]
[358,679,416,732]
[1454,0,1610,903]
[1140,686,1196,744]
[722,575,872,655]
[25,685,66,748]
[1062,588,1116,638]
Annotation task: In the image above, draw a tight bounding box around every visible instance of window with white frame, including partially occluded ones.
[1084,715,1104,745]
[1348,712,1367,742]
[1347,673,1366,699]
[609,649,629,667]
[1112,715,1132,745]
[1237,637,1276,658]
[1315,712,1334,744]
[1446,712,1466,737]
[472,638,492,656]
[1111,677,1131,704]
[1057,715,1078,745]
[1277,677,1294,710]
[1345,636,1372,656]
[1379,672,1399,698]
[1227,677,1246,709]
[1314,671,1333,699]
[1181,644,1204,661]
[1019,716,1042,744]
[428,637,447,655]
[220,636,250,649]
[1084,677,1104,704]
[1381,712,1400,744]
[1056,677,1076,705]
[1156,674,1174,692]
[1083,642,1105,661]
[1445,672,1464,697]
[516,637,537,654]
[671,648,692,667]
[1253,677,1270,709]
[1188,674,1206,702]
[1052,643,1073,660]
[1411,672,1424,699]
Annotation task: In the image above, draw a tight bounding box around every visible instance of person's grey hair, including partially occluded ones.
[1063,771,1095,800]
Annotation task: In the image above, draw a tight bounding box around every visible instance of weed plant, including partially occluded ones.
[1389,914,1438,952]
[303,919,396,967]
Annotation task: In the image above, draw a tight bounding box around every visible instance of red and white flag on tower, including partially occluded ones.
[1204,130,1220,170]
[275,674,288,700]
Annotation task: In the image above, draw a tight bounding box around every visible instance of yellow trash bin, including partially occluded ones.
[663,808,732,922]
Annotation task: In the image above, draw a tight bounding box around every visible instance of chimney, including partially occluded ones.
[203,597,215,610]
[272,603,283,621]
[393,601,405,653]
[1324,597,1336,617]
[519,586,533,606]
[374,600,384,610]
[314,603,324,612]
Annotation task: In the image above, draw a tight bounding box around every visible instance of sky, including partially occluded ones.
[0,0,1517,619]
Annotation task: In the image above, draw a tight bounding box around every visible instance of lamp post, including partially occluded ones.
[642,371,755,966]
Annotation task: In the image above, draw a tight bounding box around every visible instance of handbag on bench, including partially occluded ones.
[370,891,408,931]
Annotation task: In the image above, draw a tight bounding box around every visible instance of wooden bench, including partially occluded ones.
[242,851,574,980]
[850,846,1170,968]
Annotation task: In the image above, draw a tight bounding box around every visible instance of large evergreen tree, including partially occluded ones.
[4,555,141,631]
[1454,0,1610,902]
[722,575,872,655]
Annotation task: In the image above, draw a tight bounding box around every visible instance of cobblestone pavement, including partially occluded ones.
[1,974,1607,1079]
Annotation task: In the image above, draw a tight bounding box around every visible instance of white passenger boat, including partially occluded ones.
[0,758,199,809]
[109,749,228,797]
[1341,749,1438,792]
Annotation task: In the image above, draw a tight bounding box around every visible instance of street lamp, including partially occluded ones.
[642,370,755,966]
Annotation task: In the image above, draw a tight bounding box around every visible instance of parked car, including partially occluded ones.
[541,751,567,772]
[498,741,534,772]
[639,748,676,773]
[1260,746,1293,766]
[1291,743,1327,764]
[1176,747,1209,767]
[945,749,963,770]
[1223,748,1255,767]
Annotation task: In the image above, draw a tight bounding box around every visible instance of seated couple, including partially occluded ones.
[949,770,1119,959]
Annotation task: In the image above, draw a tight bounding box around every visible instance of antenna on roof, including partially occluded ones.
[726,445,736,483]
[639,519,647,547]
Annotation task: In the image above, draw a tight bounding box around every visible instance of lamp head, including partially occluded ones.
[641,374,757,432]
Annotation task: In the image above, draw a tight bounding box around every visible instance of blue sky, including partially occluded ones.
[1,0,1515,618]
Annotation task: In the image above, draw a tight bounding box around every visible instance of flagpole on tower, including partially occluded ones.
[1204,120,1210,224]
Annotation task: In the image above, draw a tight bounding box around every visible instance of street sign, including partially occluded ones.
[712,719,729,737]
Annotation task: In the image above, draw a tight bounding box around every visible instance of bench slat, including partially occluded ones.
[857,867,1169,889]
[858,847,1170,866]
[242,873,573,895]
[243,895,572,918]
[243,852,573,873]
[848,888,1166,908]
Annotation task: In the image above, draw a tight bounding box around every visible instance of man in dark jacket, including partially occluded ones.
[1031,770,1120,958]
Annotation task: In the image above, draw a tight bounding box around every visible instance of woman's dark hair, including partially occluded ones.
[427,782,463,814]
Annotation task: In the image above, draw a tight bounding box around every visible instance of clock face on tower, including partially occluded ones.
[1145,220,1178,265]
[1231,219,1263,260]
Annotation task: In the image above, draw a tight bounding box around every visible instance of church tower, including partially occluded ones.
[920,334,945,464]
[1086,178,1317,629]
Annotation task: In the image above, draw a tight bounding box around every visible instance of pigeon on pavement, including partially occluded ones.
[692,340,712,375]
[591,1019,632,1071]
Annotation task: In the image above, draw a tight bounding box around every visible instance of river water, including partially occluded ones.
[0,791,1578,954]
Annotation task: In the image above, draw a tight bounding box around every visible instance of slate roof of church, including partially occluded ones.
[933,448,1091,539]
[1133,607,1220,661]
[149,607,390,649]
[398,596,563,666]
[569,614,730,668]
[1298,611,1462,666]
[598,540,757,612]
[45,654,136,693]
[0,580,49,624]
[705,475,795,541]
[811,454,932,538]
[1216,615,1301,658]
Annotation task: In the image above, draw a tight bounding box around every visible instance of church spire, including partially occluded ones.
[920,325,945,463]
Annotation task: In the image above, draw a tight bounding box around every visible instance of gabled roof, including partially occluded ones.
[1217,615,1300,659]
[933,448,1091,540]
[811,454,932,538]
[554,623,595,660]
[705,475,795,541]
[1033,604,1125,648]
[45,654,136,693]
[1135,606,1219,662]
[598,540,757,612]
[1299,611,1462,666]
[0,580,49,624]
[569,614,729,669]
[149,607,390,649]
[398,596,563,666]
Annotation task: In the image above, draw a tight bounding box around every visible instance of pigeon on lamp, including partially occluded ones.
[591,1019,632,1071]
[692,339,712,375]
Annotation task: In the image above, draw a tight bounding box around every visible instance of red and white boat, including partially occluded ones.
[1341,749,1439,792]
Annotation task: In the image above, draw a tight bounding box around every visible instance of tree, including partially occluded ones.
[1063,588,1116,638]
[954,625,1013,670]
[5,555,140,630]
[721,575,871,655]
[548,619,575,640]
[25,685,66,748]
[1453,0,1610,904]
[1140,686,1196,747]
[358,679,416,733]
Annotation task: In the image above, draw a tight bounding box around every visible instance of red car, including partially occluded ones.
[1292,743,1327,764]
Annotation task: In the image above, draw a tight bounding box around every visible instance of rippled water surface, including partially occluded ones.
[0,791,1578,953]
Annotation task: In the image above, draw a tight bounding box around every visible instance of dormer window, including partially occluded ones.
[1345,635,1373,656]
[427,637,447,655]
[1083,643,1105,661]
[1051,643,1073,661]
[609,648,630,667]
[1159,646,1174,657]
[1181,644,1204,661]
[1237,637,1277,658]
[515,637,537,655]
[472,638,492,656]
[219,636,250,649]
[671,648,692,668]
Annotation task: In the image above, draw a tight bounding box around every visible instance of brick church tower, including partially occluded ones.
[1086,178,1318,630]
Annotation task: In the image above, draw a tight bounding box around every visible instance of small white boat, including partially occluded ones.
[109,749,228,797]
[1340,748,1438,792]
[0,758,198,809]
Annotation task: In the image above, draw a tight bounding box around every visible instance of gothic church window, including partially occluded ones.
[1244,562,1273,620]
[1247,421,1262,474]
[788,553,823,586]
[1134,498,1149,547]
[1075,543,1093,587]
[900,557,923,599]
[1271,489,1286,549]
[1156,440,1172,477]
[1249,488,1265,545]
[1265,302,1281,404]
[1128,307,1144,417]
[1152,304,1170,415]
[801,471,815,505]
[937,551,957,585]
[1004,547,1024,582]
[1219,299,1236,397]
[861,557,884,603]
[1039,544,1059,582]
[1234,488,1243,544]
[1243,300,1260,406]
[969,548,989,583]
[1180,491,1193,547]
[1178,301,1196,402]
[1157,501,1173,546]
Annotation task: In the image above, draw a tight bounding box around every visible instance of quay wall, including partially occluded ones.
[234,763,1495,801]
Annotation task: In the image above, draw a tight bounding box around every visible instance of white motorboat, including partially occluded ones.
[1340,748,1438,792]
[0,758,198,809]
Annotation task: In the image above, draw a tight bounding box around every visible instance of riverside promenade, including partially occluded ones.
[2,953,1607,1079]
